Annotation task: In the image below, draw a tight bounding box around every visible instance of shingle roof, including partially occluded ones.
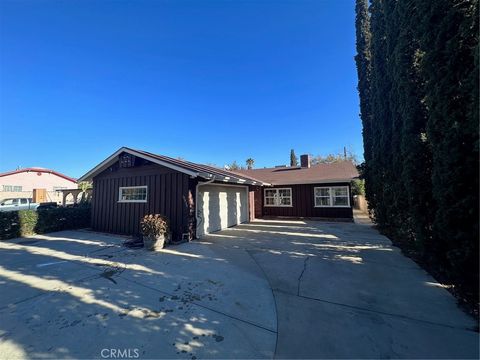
[130,148,268,185]
[78,147,269,185]
[233,161,359,185]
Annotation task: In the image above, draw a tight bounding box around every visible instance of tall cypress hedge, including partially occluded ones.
[355,0,479,301]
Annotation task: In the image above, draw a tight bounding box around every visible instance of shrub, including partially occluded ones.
[140,214,169,238]
[351,179,365,196]
[0,206,91,240]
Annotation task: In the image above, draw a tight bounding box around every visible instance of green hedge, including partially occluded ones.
[0,206,91,240]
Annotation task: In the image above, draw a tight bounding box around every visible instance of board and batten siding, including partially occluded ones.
[92,163,195,240]
[258,182,353,219]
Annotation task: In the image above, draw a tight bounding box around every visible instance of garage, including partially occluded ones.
[78,147,266,240]
[197,184,248,237]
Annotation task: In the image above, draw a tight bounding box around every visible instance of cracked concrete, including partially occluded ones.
[0,220,478,359]
[0,230,276,359]
[297,256,310,296]
[206,219,479,359]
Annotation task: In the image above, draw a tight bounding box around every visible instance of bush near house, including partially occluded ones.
[0,206,91,240]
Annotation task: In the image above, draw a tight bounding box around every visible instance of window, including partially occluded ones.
[314,186,350,207]
[264,188,292,207]
[2,185,22,192]
[118,186,148,203]
[20,198,28,204]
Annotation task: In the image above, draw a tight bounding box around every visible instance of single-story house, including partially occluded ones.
[78,147,358,240]
[234,155,359,220]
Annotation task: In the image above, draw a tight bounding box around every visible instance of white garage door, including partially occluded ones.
[197,184,248,237]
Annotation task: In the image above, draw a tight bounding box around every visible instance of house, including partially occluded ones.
[0,167,78,203]
[235,154,359,219]
[78,148,358,241]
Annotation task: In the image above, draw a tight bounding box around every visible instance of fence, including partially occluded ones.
[353,195,369,214]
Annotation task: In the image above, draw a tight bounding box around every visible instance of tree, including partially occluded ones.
[246,158,255,170]
[78,181,92,192]
[351,179,365,196]
[354,0,374,211]
[415,0,479,294]
[310,148,359,165]
[355,0,479,304]
[290,149,298,167]
[225,161,244,171]
[77,181,92,203]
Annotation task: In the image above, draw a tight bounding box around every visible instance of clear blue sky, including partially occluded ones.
[0,0,362,178]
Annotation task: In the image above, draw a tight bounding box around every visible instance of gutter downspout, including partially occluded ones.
[195,177,216,239]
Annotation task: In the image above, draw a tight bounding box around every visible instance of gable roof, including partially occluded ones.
[78,147,269,186]
[233,161,359,185]
[0,167,77,183]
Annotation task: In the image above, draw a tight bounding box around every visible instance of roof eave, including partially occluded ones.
[78,147,200,182]
[267,178,357,186]
[198,173,270,186]
[78,147,270,185]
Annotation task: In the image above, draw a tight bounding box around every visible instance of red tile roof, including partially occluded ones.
[233,161,359,185]
[0,167,77,183]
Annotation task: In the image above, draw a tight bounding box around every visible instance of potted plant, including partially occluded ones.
[140,214,170,251]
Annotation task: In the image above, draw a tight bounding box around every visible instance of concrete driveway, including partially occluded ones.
[0,220,478,359]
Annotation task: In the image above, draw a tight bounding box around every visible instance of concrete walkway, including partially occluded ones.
[353,208,374,225]
[0,221,478,358]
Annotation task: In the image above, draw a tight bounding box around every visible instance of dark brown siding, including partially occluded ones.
[92,163,195,240]
[258,182,353,219]
[250,186,263,219]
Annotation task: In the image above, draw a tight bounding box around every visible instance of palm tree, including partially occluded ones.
[246,158,254,170]
[78,181,92,203]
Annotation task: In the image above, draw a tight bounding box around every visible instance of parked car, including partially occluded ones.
[0,198,58,212]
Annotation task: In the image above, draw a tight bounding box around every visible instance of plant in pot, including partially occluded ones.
[140,214,170,251]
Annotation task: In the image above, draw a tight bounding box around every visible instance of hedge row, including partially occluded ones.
[355,0,478,302]
[0,206,91,240]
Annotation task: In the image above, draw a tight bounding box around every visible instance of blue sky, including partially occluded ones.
[0,0,362,178]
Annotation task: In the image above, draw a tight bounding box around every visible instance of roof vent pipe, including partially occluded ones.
[300,154,311,168]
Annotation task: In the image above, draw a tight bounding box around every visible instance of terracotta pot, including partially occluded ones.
[143,234,166,251]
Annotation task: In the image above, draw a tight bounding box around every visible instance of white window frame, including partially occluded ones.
[118,186,148,203]
[264,187,293,207]
[314,186,350,208]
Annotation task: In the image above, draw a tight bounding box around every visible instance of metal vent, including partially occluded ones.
[119,153,135,168]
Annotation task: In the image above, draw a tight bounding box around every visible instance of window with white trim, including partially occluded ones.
[118,186,148,203]
[264,188,292,207]
[314,186,350,207]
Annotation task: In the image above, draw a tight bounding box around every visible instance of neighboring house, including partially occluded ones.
[79,148,358,241]
[0,167,78,203]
